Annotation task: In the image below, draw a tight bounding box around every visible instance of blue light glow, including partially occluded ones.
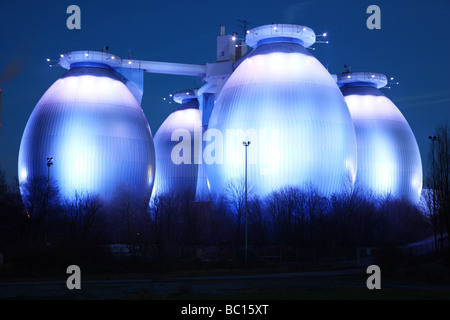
[206,40,357,199]
[18,65,155,202]
[151,99,201,200]
[341,85,422,202]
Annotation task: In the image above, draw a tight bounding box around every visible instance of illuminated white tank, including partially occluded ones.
[206,24,357,198]
[18,51,155,202]
[336,72,422,202]
[151,90,202,199]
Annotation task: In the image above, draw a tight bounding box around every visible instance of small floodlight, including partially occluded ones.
[323,32,327,37]
[46,58,50,62]
[60,54,64,58]
[128,61,132,65]
[232,36,236,41]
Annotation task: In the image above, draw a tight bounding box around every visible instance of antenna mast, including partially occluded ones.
[238,19,251,36]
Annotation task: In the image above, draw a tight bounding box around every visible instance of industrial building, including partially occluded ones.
[207,24,357,199]
[18,53,156,202]
[336,72,422,202]
[17,23,423,205]
[151,90,203,200]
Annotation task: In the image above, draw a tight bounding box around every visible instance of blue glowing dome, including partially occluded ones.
[18,60,155,202]
[337,72,422,203]
[206,24,357,199]
[151,90,202,199]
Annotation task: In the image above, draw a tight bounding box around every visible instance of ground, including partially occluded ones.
[1,257,450,300]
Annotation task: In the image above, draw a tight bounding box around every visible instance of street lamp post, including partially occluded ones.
[242,141,251,262]
[46,157,53,245]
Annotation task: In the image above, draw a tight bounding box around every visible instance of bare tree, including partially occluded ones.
[421,187,439,250]
[61,191,106,245]
[204,197,236,247]
[266,186,300,246]
[0,168,27,246]
[149,191,184,260]
[223,178,255,246]
[18,176,60,243]
[19,177,47,221]
[110,185,152,257]
[302,182,329,249]
[329,185,365,248]
[265,183,327,248]
[431,124,450,249]
[248,196,270,248]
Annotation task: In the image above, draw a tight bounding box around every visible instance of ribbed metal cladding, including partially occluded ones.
[341,85,422,203]
[206,39,357,199]
[151,98,201,200]
[18,65,155,203]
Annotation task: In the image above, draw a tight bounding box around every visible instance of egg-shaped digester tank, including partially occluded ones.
[18,51,155,203]
[206,24,357,198]
[151,90,202,200]
[336,72,422,203]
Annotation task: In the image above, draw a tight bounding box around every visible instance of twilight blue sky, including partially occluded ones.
[0,0,449,185]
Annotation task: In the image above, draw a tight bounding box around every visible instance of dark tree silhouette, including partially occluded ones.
[18,176,60,244]
[61,191,106,245]
[224,178,255,246]
[428,124,450,249]
[110,185,152,257]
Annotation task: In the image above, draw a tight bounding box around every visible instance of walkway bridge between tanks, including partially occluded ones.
[57,50,232,124]
[58,50,207,77]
